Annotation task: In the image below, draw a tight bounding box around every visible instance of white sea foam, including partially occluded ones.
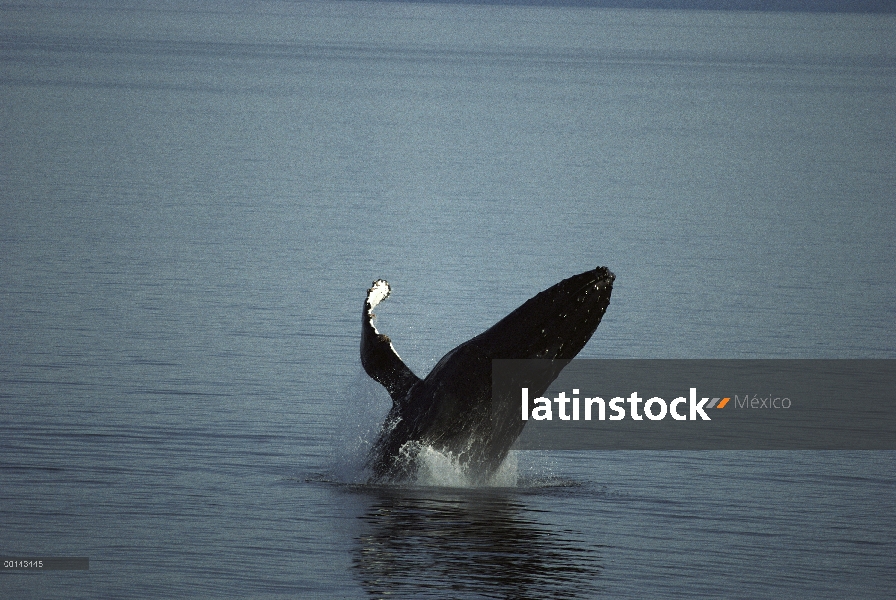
[415,445,519,488]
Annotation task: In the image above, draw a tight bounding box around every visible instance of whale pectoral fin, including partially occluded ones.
[361,280,421,404]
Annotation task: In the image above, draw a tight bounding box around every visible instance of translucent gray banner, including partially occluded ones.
[492,360,896,450]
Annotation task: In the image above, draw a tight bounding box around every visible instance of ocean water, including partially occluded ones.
[1,1,894,598]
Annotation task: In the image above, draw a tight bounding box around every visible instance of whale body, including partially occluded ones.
[361,267,615,482]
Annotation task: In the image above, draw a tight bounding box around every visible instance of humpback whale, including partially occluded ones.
[361,267,615,482]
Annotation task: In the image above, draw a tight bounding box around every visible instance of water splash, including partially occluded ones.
[333,371,573,489]
[415,446,519,488]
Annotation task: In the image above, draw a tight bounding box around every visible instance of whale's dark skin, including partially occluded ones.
[361,267,615,482]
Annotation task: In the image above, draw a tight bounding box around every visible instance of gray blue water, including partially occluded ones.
[1,1,894,598]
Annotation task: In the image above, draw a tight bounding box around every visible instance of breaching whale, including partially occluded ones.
[361,267,615,482]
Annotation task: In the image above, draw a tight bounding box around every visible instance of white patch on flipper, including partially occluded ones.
[366,279,390,311]
[365,279,404,359]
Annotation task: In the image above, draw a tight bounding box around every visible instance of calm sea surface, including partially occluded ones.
[1,1,894,598]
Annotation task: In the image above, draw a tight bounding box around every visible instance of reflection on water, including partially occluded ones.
[351,485,604,599]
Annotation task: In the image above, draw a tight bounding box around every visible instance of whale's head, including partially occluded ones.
[475,266,615,361]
